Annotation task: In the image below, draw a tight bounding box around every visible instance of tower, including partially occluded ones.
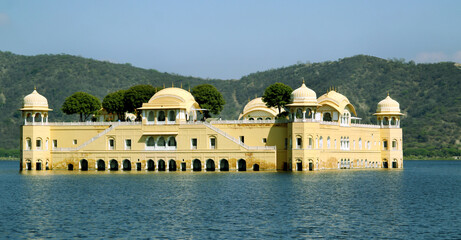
[20,89,52,170]
[374,94,404,168]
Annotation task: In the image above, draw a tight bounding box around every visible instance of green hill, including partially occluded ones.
[0,51,460,159]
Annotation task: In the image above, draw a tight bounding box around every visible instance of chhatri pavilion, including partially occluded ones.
[19,82,403,171]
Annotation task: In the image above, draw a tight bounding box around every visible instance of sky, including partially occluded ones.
[0,0,460,79]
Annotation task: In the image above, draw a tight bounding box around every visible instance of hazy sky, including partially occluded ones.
[1,0,460,79]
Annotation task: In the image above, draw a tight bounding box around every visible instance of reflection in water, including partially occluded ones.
[0,161,460,239]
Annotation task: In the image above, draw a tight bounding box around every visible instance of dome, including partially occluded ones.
[287,81,319,107]
[239,97,279,119]
[139,87,200,112]
[20,89,52,111]
[375,94,403,115]
[317,90,356,116]
[147,87,196,104]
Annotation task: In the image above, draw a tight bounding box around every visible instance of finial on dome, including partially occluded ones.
[387,91,390,96]
[302,77,305,84]
[181,82,183,88]
[163,83,165,88]
[34,86,37,90]
[172,82,174,88]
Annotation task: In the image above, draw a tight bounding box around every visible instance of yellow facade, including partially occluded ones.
[20,84,403,171]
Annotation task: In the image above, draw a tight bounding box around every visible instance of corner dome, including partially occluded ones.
[375,94,403,115]
[147,87,196,104]
[287,81,319,107]
[20,89,52,111]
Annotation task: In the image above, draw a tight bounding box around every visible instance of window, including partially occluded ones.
[383,140,388,150]
[52,139,57,149]
[45,139,49,150]
[327,137,331,149]
[392,140,397,150]
[308,138,313,149]
[147,111,155,122]
[146,137,155,147]
[296,137,302,149]
[73,139,77,145]
[191,138,197,149]
[168,137,177,148]
[109,139,115,150]
[36,139,42,150]
[157,137,166,147]
[262,138,267,143]
[210,138,216,149]
[319,136,323,149]
[158,111,165,121]
[239,136,244,143]
[359,138,362,150]
[26,138,31,150]
[125,139,131,150]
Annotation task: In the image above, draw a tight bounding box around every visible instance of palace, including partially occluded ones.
[19,82,403,171]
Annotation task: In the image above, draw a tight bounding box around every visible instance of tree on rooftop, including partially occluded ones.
[123,84,157,119]
[102,90,126,121]
[191,84,226,118]
[61,92,101,122]
[262,82,293,114]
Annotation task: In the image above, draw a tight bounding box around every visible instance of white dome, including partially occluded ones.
[21,89,52,111]
[287,81,318,107]
[376,95,401,114]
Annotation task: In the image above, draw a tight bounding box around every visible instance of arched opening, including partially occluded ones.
[192,159,201,171]
[146,137,155,148]
[323,112,332,121]
[26,161,32,170]
[265,117,271,120]
[296,108,303,119]
[304,109,312,119]
[383,159,388,168]
[109,159,118,171]
[136,162,142,171]
[392,159,398,168]
[168,137,177,148]
[158,159,166,171]
[97,159,105,171]
[220,159,229,171]
[206,159,215,171]
[248,117,254,120]
[237,159,246,171]
[296,161,302,171]
[309,161,313,171]
[181,162,186,171]
[168,159,176,171]
[168,110,176,122]
[80,159,88,171]
[383,117,389,125]
[257,117,263,120]
[391,117,396,125]
[26,138,32,150]
[122,159,131,171]
[253,164,259,171]
[34,113,42,122]
[36,161,42,170]
[26,113,33,123]
[147,111,155,122]
[68,164,74,170]
[392,139,398,150]
[157,137,166,147]
[147,159,155,171]
[158,111,165,121]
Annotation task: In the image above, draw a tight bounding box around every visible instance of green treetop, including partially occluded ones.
[61,92,101,122]
[123,84,157,119]
[262,82,293,114]
[191,84,226,118]
[102,90,127,121]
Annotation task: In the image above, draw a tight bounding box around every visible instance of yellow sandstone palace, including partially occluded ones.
[20,82,403,171]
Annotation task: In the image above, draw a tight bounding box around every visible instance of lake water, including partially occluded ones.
[0,160,460,239]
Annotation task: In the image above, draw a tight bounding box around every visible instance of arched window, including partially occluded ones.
[305,109,311,119]
[296,108,303,119]
[34,113,42,122]
[367,141,371,150]
[168,137,177,147]
[157,137,166,147]
[158,111,165,121]
[146,137,155,147]
[383,140,388,150]
[323,112,332,121]
[327,137,331,149]
[26,113,33,122]
[249,117,254,120]
[319,136,323,149]
[359,138,362,150]
[383,117,389,125]
[26,138,32,150]
[265,117,271,120]
[308,137,313,149]
[168,110,176,122]
[147,111,155,122]
[392,139,398,150]
[296,136,302,149]
[391,117,396,126]
[257,117,263,120]
[36,138,42,150]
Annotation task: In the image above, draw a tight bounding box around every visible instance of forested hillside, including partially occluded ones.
[0,51,460,158]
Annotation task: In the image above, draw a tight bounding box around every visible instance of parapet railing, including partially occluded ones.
[350,123,381,128]
[210,119,289,124]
